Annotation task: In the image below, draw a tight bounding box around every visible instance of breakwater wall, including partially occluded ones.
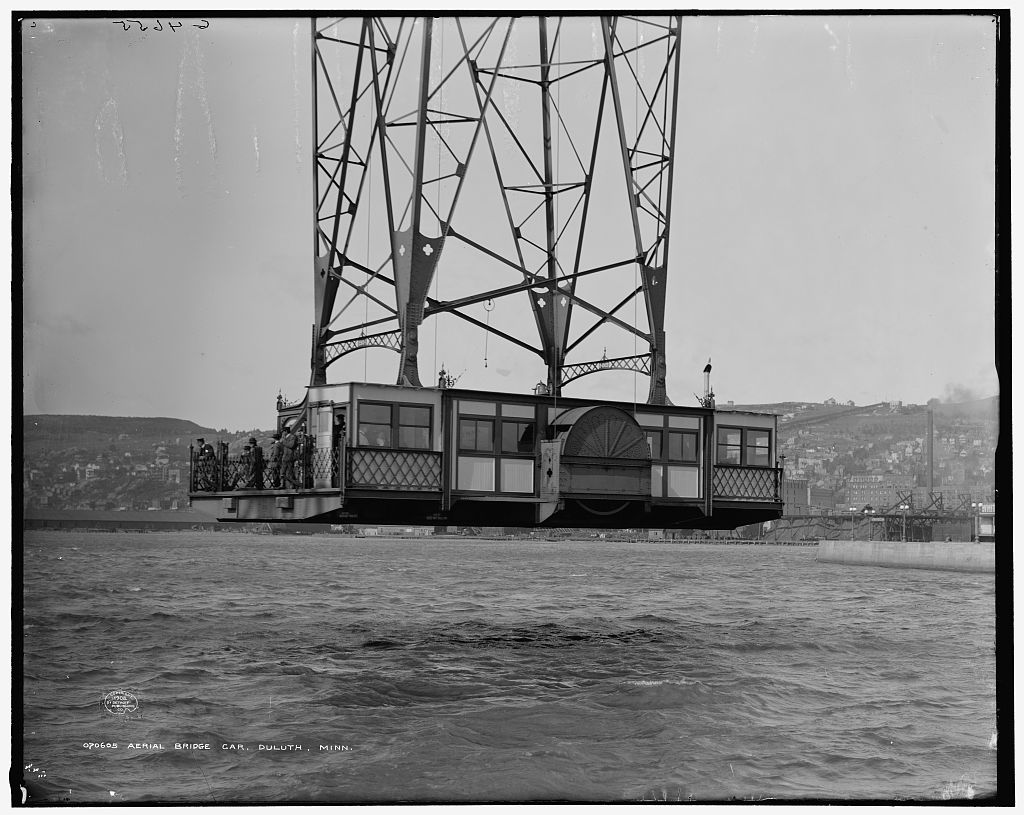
[817,540,994,573]
[22,512,341,534]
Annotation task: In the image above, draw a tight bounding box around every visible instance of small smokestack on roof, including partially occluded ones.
[698,358,715,408]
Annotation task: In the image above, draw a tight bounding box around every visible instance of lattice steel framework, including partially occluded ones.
[310,15,682,403]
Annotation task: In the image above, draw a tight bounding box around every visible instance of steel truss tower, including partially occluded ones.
[310,15,682,404]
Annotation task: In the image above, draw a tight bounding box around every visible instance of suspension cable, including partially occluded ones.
[554,19,561,418]
[433,18,444,381]
[632,16,639,415]
[555,22,561,394]
[483,299,494,367]
[364,120,371,383]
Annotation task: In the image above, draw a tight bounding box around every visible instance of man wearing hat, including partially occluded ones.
[195,437,215,490]
[280,424,299,489]
[268,431,282,488]
[247,435,265,489]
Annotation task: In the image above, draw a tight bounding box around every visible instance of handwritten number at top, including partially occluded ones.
[111,19,207,32]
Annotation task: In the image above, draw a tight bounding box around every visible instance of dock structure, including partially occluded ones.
[816,540,995,573]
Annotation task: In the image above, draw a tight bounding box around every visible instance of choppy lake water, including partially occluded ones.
[21,531,997,802]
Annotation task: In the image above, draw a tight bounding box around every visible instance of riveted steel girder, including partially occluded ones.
[310,16,682,403]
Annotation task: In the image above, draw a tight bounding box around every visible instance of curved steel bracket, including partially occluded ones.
[560,353,651,387]
[323,329,403,368]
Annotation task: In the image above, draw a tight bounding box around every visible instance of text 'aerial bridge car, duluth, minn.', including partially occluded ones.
[188,15,785,529]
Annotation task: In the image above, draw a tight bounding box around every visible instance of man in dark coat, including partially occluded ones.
[280,426,298,488]
[268,432,282,488]
[195,437,216,489]
[245,436,263,488]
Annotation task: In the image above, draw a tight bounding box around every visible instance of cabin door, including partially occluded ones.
[333,408,347,490]
[314,404,335,488]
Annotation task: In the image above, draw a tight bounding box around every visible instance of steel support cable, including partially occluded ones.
[555,23,562,383]
[552,20,561,419]
[547,93,587,176]
[434,19,443,378]
[364,116,372,380]
[632,17,639,412]
[656,24,669,266]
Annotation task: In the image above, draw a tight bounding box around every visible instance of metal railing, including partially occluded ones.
[191,444,441,493]
[307,447,340,487]
[347,447,442,491]
[190,440,340,492]
[713,465,781,502]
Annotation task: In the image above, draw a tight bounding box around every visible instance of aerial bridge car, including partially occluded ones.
[192,380,781,528]
[189,15,784,529]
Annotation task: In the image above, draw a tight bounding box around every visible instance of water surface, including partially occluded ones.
[21,531,997,802]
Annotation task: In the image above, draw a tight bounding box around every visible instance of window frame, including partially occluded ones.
[458,417,495,453]
[397,404,432,450]
[456,401,538,494]
[716,426,773,468]
[357,401,434,451]
[667,429,698,463]
[357,402,393,448]
[500,419,535,455]
[744,428,772,468]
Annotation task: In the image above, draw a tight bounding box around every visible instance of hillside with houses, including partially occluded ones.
[21,396,998,515]
[723,396,998,514]
[22,416,273,512]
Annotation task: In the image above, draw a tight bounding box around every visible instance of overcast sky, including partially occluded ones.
[20,14,999,431]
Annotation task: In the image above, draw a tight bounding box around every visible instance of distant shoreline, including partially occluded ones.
[22,521,818,546]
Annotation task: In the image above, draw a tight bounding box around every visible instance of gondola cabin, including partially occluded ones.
[189,382,783,529]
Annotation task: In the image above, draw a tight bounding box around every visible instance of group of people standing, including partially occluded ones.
[193,426,303,491]
[262,426,302,489]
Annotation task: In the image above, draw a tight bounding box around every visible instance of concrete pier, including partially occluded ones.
[817,540,995,573]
